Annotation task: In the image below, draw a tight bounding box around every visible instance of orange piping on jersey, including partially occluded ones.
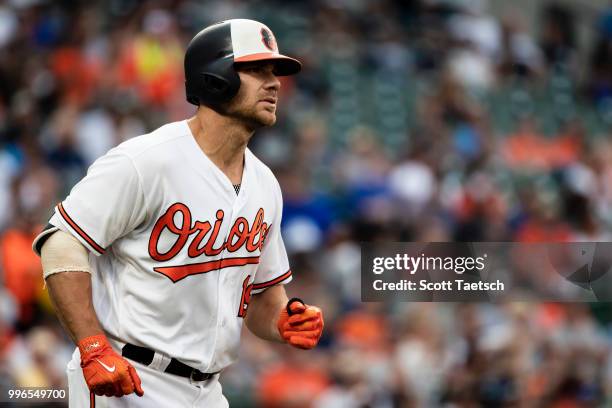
[153,256,260,283]
[57,203,106,255]
[252,269,292,290]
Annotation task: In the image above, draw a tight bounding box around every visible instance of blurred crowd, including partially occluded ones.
[0,0,611,406]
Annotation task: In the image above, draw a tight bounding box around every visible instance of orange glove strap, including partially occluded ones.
[78,334,112,363]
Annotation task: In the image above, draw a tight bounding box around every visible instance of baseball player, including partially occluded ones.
[32,19,324,407]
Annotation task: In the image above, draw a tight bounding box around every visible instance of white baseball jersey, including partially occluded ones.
[33,120,292,373]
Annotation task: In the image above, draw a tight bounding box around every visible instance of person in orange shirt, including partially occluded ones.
[1,214,46,327]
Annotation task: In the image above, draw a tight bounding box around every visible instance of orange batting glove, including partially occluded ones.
[78,334,144,398]
[277,298,324,349]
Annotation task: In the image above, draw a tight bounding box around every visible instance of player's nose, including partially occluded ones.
[263,68,281,91]
[265,74,281,92]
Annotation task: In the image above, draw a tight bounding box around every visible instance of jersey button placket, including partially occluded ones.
[206,196,238,372]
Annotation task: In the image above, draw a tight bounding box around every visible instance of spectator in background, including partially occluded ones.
[540,3,578,74]
[498,9,545,78]
[1,158,58,330]
[0,210,44,329]
[115,9,184,109]
[446,0,501,90]
[588,5,612,106]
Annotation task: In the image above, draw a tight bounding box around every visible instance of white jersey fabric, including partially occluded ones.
[33,120,292,373]
[66,348,228,408]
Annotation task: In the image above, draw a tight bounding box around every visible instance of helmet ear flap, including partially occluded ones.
[185,72,238,107]
[185,81,200,106]
[202,73,230,95]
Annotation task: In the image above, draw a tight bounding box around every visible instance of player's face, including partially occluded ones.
[226,62,281,128]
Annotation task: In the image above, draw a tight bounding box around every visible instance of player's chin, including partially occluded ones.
[256,110,277,127]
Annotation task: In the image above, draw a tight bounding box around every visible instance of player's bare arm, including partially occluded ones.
[42,230,102,342]
[244,284,288,342]
[41,230,144,398]
[46,272,103,342]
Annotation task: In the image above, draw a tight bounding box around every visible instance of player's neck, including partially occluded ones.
[187,114,250,185]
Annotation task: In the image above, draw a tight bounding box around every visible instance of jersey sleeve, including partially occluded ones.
[33,150,146,256]
[251,182,292,294]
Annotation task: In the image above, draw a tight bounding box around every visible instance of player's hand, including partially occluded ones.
[277,298,324,349]
[78,334,144,398]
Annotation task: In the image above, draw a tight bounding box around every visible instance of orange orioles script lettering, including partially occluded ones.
[148,203,270,282]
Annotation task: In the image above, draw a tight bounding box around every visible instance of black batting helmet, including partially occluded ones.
[184,19,301,108]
